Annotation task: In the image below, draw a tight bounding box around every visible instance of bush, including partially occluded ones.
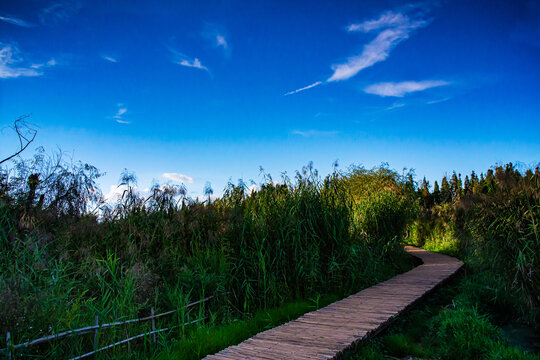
[429,303,502,360]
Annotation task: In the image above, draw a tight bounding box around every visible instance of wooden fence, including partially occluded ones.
[2,295,215,359]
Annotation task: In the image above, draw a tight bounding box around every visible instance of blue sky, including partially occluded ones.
[1,0,539,199]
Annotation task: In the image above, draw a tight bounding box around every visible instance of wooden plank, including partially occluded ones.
[204,246,463,360]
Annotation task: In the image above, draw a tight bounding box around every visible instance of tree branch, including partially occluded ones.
[0,115,37,165]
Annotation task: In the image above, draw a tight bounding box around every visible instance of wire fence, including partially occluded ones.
[2,294,216,359]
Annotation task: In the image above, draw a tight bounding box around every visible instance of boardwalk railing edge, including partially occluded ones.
[337,247,464,359]
[204,246,464,360]
[2,294,218,359]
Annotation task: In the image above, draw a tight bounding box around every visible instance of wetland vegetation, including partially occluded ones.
[1,125,538,359]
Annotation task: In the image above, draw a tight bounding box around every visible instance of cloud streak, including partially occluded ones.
[384,102,405,110]
[427,96,451,104]
[292,130,339,137]
[0,44,57,79]
[364,80,450,97]
[102,55,118,63]
[347,11,408,33]
[284,81,322,96]
[169,47,208,72]
[39,0,82,25]
[111,104,129,124]
[178,58,207,70]
[216,34,228,49]
[328,12,427,82]
[201,24,230,56]
[162,173,194,183]
[0,15,33,27]
[285,8,430,95]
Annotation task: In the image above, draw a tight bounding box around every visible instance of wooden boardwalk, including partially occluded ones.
[204,246,463,360]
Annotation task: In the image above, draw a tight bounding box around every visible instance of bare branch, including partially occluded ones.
[0,115,37,165]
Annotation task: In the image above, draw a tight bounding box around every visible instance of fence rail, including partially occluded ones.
[2,294,216,359]
[69,317,206,360]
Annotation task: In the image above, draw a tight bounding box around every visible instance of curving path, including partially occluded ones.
[204,246,463,360]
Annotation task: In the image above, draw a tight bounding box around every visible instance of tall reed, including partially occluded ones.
[1,161,417,358]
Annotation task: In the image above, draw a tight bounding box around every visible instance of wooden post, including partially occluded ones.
[6,331,12,360]
[151,308,156,344]
[94,315,99,350]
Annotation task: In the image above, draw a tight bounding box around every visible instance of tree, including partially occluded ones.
[485,169,495,194]
[464,175,471,195]
[433,180,441,204]
[418,177,433,209]
[449,171,462,200]
[441,176,451,203]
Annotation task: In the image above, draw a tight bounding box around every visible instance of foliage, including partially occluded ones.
[429,302,502,359]
[0,147,103,218]
[346,162,540,360]
[346,275,538,360]
[409,162,540,326]
[0,149,416,358]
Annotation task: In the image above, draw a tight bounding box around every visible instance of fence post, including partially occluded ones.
[6,331,12,360]
[94,315,99,350]
[151,308,156,344]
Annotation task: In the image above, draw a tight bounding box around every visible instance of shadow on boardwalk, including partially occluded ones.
[204,246,463,360]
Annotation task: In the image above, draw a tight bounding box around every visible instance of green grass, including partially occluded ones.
[430,302,503,359]
[344,273,539,360]
[383,334,429,358]
[158,295,340,360]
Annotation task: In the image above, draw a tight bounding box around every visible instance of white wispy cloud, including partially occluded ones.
[178,58,207,70]
[284,81,322,96]
[104,184,167,203]
[39,0,82,25]
[364,80,450,97]
[0,44,58,79]
[115,108,127,117]
[347,11,408,32]
[101,55,118,63]
[0,15,33,27]
[104,184,128,202]
[384,102,405,110]
[201,24,230,56]
[169,47,208,72]
[427,96,451,104]
[162,173,194,183]
[292,130,339,137]
[285,8,430,95]
[216,34,228,49]
[29,58,57,70]
[328,12,427,82]
[195,193,220,202]
[111,104,129,124]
